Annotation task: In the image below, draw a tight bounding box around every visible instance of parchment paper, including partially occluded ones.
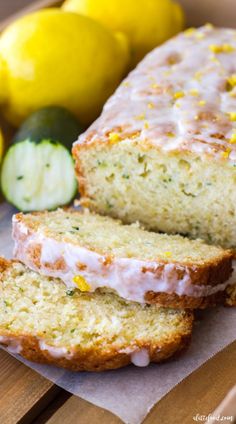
[0,203,236,424]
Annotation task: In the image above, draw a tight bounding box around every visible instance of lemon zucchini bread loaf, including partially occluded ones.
[13,209,235,309]
[0,258,193,371]
[73,25,236,249]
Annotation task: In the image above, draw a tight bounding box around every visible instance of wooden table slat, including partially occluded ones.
[0,350,62,424]
[43,342,236,424]
[44,395,122,424]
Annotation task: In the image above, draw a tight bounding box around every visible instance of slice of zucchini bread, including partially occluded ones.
[0,258,193,371]
[13,209,235,309]
[73,25,236,249]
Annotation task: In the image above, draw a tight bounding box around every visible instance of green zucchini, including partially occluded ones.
[13,106,83,148]
[1,106,82,211]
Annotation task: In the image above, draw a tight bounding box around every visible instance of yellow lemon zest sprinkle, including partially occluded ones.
[194,71,202,81]
[109,132,121,142]
[164,251,172,257]
[229,112,236,121]
[135,113,146,120]
[189,89,199,96]
[229,133,236,143]
[163,70,171,77]
[148,75,156,82]
[167,132,175,137]
[209,44,234,53]
[222,44,234,52]
[221,148,231,158]
[198,100,206,106]
[131,131,141,139]
[144,121,149,129]
[173,91,184,99]
[73,275,91,292]
[210,54,219,63]
[205,23,214,30]
[122,81,130,87]
[184,27,196,36]
[195,32,205,40]
[227,74,236,88]
[147,102,154,109]
[151,83,159,89]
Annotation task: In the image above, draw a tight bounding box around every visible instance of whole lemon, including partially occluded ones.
[0,9,129,126]
[62,0,184,65]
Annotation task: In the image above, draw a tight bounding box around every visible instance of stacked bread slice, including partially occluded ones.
[1,24,236,371]
[0,258,193,371]
[12,209,235,309]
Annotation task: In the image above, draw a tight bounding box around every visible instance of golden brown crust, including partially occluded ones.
[0,257,11,274]
[141,254,233,287]
[72,143,89,200]
[26,243,42,268]
[145,290,226,309]
[0,326,193,372]
[225,284,236,306]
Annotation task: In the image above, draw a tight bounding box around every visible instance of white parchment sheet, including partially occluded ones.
[0,204,236,424]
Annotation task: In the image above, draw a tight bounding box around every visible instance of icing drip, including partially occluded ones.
[0,336,22,354]
[131,349,150,367]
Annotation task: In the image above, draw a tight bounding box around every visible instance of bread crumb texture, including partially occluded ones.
[16,209,232,264]
[75,143,236,249]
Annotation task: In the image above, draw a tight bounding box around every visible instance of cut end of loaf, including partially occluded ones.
[73,141,236,250]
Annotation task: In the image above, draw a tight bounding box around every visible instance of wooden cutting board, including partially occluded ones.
[0,1,236,423]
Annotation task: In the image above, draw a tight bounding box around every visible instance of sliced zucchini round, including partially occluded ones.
[1,139,77,211]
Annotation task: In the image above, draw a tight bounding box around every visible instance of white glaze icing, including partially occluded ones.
[39,340,73,359]
[74,25,236,163]
[12,217,236,302]
[130,349,150,367]
[0,336,22,354]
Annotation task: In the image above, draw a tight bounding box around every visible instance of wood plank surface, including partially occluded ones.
[39,342,236,424]
[0,350,61,424]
